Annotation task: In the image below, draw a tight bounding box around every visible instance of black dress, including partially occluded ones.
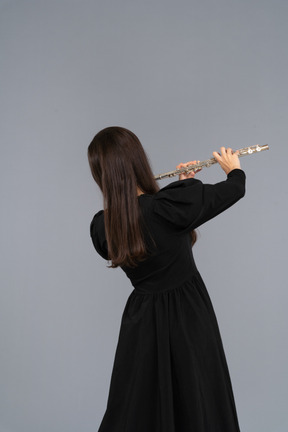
[90,168,246,432]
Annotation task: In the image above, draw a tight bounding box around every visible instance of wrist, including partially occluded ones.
[227,166,241,174]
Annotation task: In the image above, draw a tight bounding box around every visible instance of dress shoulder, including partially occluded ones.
[90,210,109,260]
[153,168,246,233]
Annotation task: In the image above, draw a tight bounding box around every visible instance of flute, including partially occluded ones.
[154,144,269,180]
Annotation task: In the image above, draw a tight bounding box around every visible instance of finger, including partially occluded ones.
[220,146,226,156]
[184,160,197,166]
[213,151,221,160]
[227,147,232,154]
[189,161,201,171]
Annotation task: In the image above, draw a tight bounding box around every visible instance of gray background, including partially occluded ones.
[0,0,287,431]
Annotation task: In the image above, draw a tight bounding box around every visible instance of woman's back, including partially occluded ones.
[90,169,245,295]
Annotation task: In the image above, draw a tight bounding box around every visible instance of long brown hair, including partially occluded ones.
[87,126,197,268]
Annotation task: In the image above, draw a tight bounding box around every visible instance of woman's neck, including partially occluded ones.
[137,186,144,196]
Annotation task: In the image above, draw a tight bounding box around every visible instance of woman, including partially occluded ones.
[88,126,245,432]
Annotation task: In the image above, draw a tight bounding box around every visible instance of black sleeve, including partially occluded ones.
[90,210,109,260]
[153,169,246,233]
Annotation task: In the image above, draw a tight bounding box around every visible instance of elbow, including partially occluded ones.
[229,170,246,199]
[237,183,246,199]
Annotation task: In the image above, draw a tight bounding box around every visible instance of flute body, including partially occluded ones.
[154,145,269,180]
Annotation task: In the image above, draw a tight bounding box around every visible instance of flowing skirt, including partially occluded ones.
[97,271,241,432]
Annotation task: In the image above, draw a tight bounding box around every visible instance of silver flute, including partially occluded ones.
[154,144,269,180]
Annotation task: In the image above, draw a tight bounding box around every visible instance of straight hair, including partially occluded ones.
[87,126,197,268]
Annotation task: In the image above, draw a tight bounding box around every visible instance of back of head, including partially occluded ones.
[88,126,159,201]
[87,126,159,268]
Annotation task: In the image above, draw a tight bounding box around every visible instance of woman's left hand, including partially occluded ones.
[176,160,202,180]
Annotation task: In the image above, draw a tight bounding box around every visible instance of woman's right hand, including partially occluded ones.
[212,147,241,175]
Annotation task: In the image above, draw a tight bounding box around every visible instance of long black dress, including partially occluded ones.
[90,168,246,432]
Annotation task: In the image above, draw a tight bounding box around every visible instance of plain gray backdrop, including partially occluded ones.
[1,0,287,431]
